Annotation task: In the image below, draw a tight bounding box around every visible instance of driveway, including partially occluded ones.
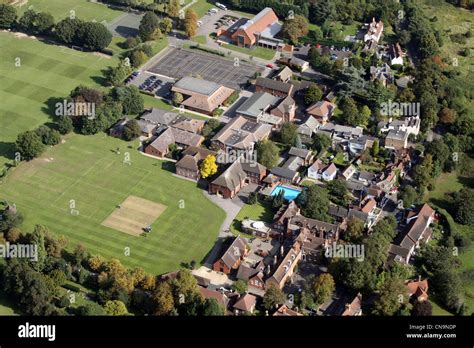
[202,191,244,266]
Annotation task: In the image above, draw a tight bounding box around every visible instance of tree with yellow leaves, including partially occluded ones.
[200,155,218,179]
[184,9,198,38]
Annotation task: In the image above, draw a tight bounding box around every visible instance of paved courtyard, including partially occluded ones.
[146,48,261,90]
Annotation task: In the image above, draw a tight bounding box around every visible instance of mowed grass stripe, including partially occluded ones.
[0,32,116,167]
[1,135,225,274]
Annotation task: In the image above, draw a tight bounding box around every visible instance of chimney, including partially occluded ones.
[266,264,271,275]
[273,255,278,266]
[280,245,284,256]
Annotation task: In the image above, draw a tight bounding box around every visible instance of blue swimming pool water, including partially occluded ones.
[270,185,302,201]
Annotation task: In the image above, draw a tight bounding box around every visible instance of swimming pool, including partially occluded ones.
[270,185,302,201]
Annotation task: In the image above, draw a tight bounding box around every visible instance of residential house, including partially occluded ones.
[328,205,369,227]
[211,116,272,153]
[109,118,129,138]
[341,165,356,181]
[144,128,204,158]
[322,163,338,181]
[199,287,230,309]
[378,116,420,137]
[274,66,293,82]
[231,8,283,49]
[318,123,364,142]
[363,18,384,51]
[273,304,303,316]
[269,166,300,185]
[320,291,363,316]
[213,235,249,274]
[233,293,257,315]
[265,244,302,289]
[255,77,294,98]
[175,146,217,181]
[348,135,375,154]
[298,116,320,140]
[370,63,393,87]
[140,108,178,127]
[389,43,405,66]
[306,101,336,124]
[384,130,408,149]
[307,159,325,180]
[236,92,295,127]
[289,57,309,72]
[208,158,266,199]
[389,204,435,264]
[171,76,235,115]
[406,278,429,302]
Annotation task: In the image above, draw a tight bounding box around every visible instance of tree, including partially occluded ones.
[168,0,181,18]
[411,300,432,316]
[304,84,323,106]
[77,302,106,316]
[35,126,61,145]
[263,285,286,310]
[372,276,407,315]
[34,12,55,34]
[159,17,173,34]
[184,9,198,38]
[438,107,456,125]
[201,298,225,316]
[81,22,112,51]
[312,133,331,154]
[112,86,144,115]
[452,188,474,225]
[344,217,365,243]
[280,122,298,146]
[0,4,17,29]
[17,9,37,33]
[106,59,132,86]
[172,92,183,106]
[122,119,141,141]
[153,282,175,315]
[139,12,161,41]
[232,280,248,294]
[296,185,331,222]
[399,185,419,208]
[56,116,74,135]
[256,140,279,169]
[16,131,45,160]
[104,300,129,316]
[327,179,348,205]
[282,15,309,43]
[5,227,21,243]
[313,273,335,306]
[0,209,23,234]
[359,105,371,128]
[202,118,221,137]
[129,49,148,68]
[55,18,84,44]
[371,138,380,157]
[199,155,218,179]
[340,97,360,126]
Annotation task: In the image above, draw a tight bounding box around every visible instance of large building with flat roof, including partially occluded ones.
[171,76,234,115]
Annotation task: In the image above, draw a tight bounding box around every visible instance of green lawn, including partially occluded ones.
[222,44,276,61]
[189,0,215,18]
[18,0,123,23]
[0,31,118,169]
[0,134,225,275]
[0,291,18,316]
[230,200,274,235]
[425,167,474,315]
[193,35,208,45]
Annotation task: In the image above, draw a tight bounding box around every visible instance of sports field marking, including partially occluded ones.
[101,195,167,236]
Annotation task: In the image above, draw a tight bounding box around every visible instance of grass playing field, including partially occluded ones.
[0,31,117,169]
[17,0,123,23]
[0,134,226,275]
